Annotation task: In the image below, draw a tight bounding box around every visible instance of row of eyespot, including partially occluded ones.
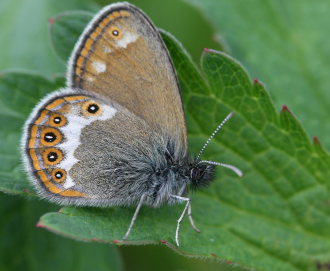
[33,102,102,182]
[38,147,66,183]
[39,102,102,147]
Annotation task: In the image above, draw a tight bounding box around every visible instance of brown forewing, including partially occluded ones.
[68,3,187,149]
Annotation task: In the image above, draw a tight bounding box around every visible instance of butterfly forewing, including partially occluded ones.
[67,3,187,148]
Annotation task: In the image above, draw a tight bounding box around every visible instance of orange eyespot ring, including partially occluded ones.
[42,148,63,166]
[82,101,103,117]
[40,127,63,146]
[51,168,67,184]
[109,26,123,39]
[49,113,67,127]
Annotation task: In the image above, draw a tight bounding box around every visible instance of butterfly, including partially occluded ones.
[21,2,242,246]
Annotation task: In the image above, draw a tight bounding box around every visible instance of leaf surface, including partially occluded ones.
[185,0,330,150]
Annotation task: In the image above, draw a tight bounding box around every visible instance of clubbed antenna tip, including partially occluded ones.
[201,160,243,177]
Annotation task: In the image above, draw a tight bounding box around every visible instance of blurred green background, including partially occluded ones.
[0,0,233,270]
[0,0,220,75]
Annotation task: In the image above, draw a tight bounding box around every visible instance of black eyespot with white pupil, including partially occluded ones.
[112,30,119,36]
[53,116,61,124]
[44,132,56,142]
[55,171,63,179]
[48,152,58,162]
[87,104,99,114]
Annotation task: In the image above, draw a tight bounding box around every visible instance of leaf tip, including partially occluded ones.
[160,240,177,249]
[281,104,291,114]
[203,48,220,54]
[253,78,263,85]
[36,221,45,228]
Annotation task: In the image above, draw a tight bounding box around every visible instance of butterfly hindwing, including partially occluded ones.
[23,89,170,206]
[21,90,112,203]
[67,2,187,148]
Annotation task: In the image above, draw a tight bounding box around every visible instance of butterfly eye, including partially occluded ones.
[82,101,103,116]
[41,128,63,146]
[43,148,63,166]
[51,168,67,183]
[50,113,67,127]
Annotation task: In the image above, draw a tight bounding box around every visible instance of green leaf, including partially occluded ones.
[49,11,93,62]
[184,0,330,150]
[0,194,123,271]
[2,10,330,271]
[0,71,64,194]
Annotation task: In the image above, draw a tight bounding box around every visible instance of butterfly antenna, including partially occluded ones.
[197,112,235,160]
[197,112,243,177]
[200,160,243,177]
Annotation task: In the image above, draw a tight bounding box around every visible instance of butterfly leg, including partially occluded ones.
[176,184,201,233]
[187,203,201,233]
[170,195,190,246]
[170,194,200,246]
[122,193,146,241]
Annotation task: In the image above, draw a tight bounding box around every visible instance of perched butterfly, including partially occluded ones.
[21,2,242,246]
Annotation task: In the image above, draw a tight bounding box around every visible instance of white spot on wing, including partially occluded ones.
[117,32,139,48]
[57,104,117,188]
[63,176,75,189]
[92,61,107,73]
[103,47,112,53]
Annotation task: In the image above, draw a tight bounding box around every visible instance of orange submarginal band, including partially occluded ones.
[37,170,62,194]
[46,98,66,110]
[74,10,131,78]
[64,95,89,102]
[28,125,40,148]
[35,110,50,125]
[29,149,43,170]
[37,170,87,197]
[60,190,87,197]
